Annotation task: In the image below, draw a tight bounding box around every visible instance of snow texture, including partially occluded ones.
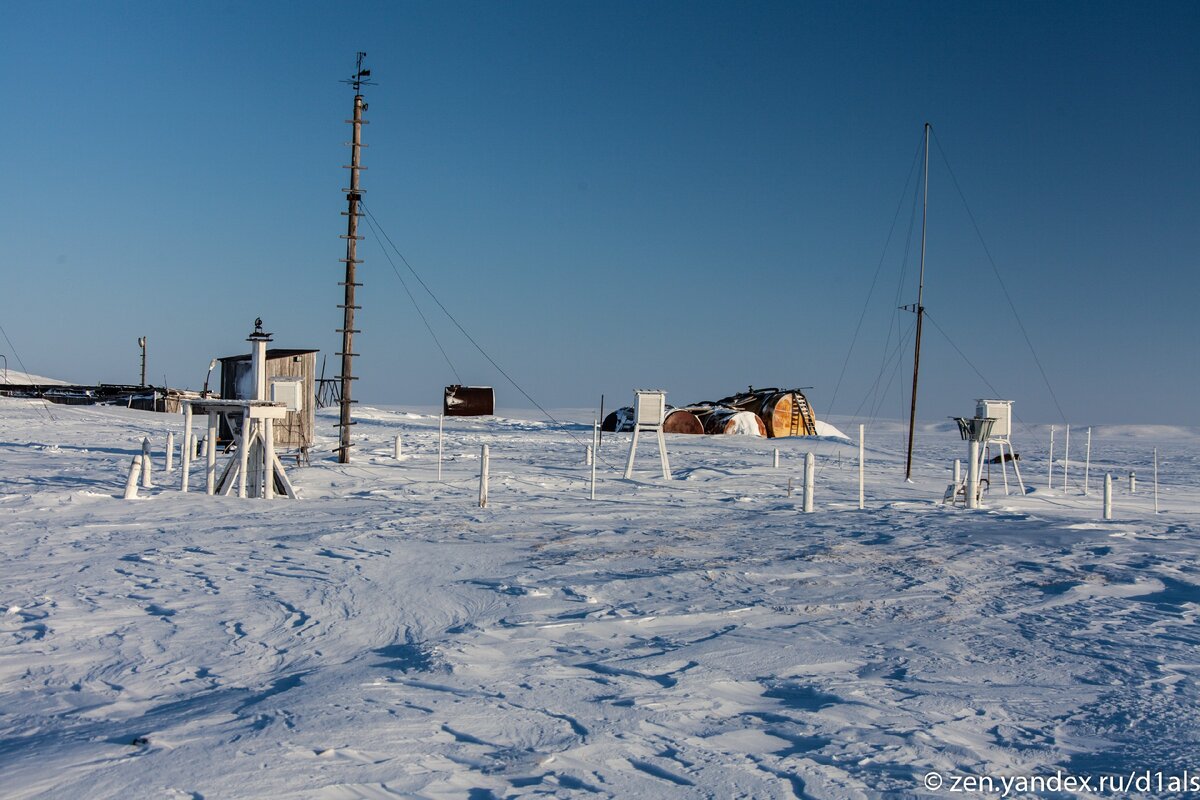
[1,397,1197,798]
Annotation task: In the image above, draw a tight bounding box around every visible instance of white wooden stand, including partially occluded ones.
[623,390,671,480]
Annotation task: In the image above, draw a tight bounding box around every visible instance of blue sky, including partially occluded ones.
[1,1,1196,426]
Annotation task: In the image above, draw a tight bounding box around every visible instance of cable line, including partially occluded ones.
[0,321,56,420]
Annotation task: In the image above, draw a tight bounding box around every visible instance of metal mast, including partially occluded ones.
[904,122,931,481]
[336,53,372,464]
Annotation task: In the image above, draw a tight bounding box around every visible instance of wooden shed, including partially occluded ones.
[217,348,317,452]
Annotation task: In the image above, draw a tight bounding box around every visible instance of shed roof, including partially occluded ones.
[218,348,319,362]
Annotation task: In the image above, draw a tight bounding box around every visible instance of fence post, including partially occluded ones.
[773,448,780,469]
[1153,448,1159,514]
[1063,424,1070,491]
[589,420,598,501]
[141,438,153,488]
[438,415,444,481]
[394,433,403,461]
[124,455,143,499]
[1047,426,1055,489]
[858,424,865,510]
[803,452,815,513]
[479,444,489,508]
[1083,427,1092,496]
[1103,473,1112,520]
[1129,471,1136,494]
[166,431,175,472]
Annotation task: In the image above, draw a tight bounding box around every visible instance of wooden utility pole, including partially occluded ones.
[904,122,930,481]
[336,53,372,464]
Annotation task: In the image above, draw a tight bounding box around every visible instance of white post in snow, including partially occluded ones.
[953,459,961,487]
[858,424,865,510]
[589,419,598,501]
[165,431,175,472]
[199,436,208,461]
[478,444,489,508]
[1103,473,1113,520]
[394,433,403,461]
[1047,425,1055,489]
[124,455,143,499]
[191,433,199,459]
[773,448,780,469]
[437,415,444,482]
[586,445,593,466]
[1063,424,1070,491]
[1083,427,1092,496]
[141,438,153,488]
[1154,447,1159,514]
[966,437,981,510]
[1129,471,1137,494]
[787,477,793,498]
[803,452,815,513]
[181,404,193,493]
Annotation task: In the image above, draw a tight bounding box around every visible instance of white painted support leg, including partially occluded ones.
[999,443,1010,496]
[263,418,275,500]
[803,452,815,513]
[206,412,218,496]
[656,428,671,480]
[271,453,297,499]
[623,427,641,479]
[238,419,251,499]
[141,438,153,488]
[124,455,143,499]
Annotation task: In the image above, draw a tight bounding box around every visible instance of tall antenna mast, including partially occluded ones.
[904,122,931,481]
[335,52,373,464]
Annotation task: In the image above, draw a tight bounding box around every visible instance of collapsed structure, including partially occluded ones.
[603,386,818,438]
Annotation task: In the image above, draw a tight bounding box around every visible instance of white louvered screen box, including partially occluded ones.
[271,378,304,413]
[634,390,666,427]
[976,399,1012,438]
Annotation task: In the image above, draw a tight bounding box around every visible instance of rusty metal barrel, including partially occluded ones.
[444,385,495,416]
[662,408,704,434]
[758,390,816,437]
[704,407,767,436]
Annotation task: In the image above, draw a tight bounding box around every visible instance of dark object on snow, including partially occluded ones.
[663,408,704,434]
[444,385,494,416]
[602,407,635,432]
[990,451,1020,464]
[131,736,150,746]
[716,386,817,437]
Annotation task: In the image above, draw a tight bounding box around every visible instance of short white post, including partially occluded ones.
[787,477,793,498]
[478,444,489,508]
[394,433,403,460]
[205,412,218,496]
[165,431,175,472]
[199,436,208,460]
[586,445,593,466]
[589,419,598,501]
[1103,473,1113,520]
[181,405,193,493]
[1062,424,1070,491]
[141,438,153,488]
[953,459,962,487]
[437,415,444,481]
[1047,425,1055,489]
[803,452,815,513]
[1083,427,1092,496]
[191,433,199,459]
[1153,447,1159,514]
[857,424,865,510]
[124,455,143,499]
[966,438,981,509]
[772,448,780,469]
[1129,471,1137,494]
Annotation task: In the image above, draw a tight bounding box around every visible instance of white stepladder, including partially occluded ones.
[977,399,1025,495]
[180,319,296,500]
[623,389,671,480]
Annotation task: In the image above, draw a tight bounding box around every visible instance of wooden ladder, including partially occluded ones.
[790,392,817,436]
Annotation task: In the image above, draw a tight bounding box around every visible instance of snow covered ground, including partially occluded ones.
[1,397,1197,798]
